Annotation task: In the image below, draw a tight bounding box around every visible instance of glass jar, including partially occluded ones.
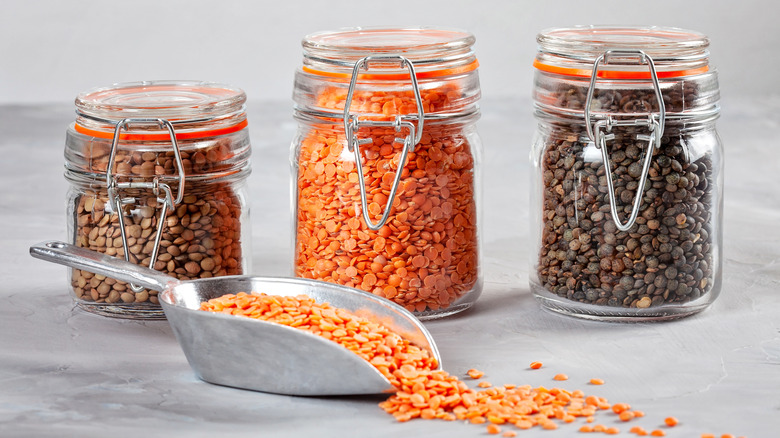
[530,26,723,321]
[65,80,252,319]
[291,27,483,319]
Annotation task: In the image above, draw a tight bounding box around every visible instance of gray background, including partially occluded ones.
[1,0,777,105]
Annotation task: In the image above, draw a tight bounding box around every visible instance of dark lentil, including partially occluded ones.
[536,86,715,309]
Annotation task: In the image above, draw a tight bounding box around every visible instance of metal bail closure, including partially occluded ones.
[343,55,425,231]
[584,50,666,232]
[106,118,186,292]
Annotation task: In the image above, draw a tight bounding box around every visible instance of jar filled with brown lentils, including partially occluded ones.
[291,27,483,319]
[530,26,723,321]
[65,81,252,319]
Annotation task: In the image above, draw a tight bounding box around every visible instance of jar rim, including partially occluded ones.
[303,26,474,55]
[296,27,481,121]
[75,80,246,123]
[535,26,711,80]
[537,26,709,59]
[302,26,477,73]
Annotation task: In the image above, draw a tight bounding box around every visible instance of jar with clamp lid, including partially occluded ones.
[65,81,252,319]
[530,26,723,321]
[291,27,483,319]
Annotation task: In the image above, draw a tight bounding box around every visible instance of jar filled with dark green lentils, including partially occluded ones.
[530,26,722,321]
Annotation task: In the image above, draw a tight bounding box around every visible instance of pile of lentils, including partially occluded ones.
[537,84,716,308]
[70,140,245,308]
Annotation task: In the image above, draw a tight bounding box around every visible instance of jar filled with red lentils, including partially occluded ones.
[65,80,252,319]
[292,27,483,319]
[530,26,723,321]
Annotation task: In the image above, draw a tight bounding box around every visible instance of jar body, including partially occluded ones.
[64,81,252,319]
[531,116,722,320]
[292,114,482,318]
[291,27,484,318]
[530,27,723,321]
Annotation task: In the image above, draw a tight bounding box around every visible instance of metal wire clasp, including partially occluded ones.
[106,118,185,292]
[584,50,666,232]
[342,55,424,231]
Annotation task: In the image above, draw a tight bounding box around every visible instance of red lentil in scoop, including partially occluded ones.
[200,292,640,433]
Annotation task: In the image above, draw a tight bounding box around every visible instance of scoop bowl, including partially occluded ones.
[30,240,441,396]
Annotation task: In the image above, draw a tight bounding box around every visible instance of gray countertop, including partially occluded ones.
[1,96,778,437]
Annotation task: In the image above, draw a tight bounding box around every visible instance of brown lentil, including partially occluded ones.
[71,182,244,307]
[68,135,247,306]
[66,81,251,317]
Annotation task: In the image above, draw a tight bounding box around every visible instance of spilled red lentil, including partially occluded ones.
[201,292,746,437]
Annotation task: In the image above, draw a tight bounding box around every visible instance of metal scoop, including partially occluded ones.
[30,240,441,396]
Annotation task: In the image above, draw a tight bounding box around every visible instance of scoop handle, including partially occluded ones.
[29,240,178,292]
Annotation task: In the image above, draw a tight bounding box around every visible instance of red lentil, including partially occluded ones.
[202,292,639,432]
[612,403,631,414]
[201,292,742,437]
[542,421,559,430]
[530,361,543,369]
[467,368,484,379]
[486,424,501,435]
[200,291,439,393]
[294,86,479,315]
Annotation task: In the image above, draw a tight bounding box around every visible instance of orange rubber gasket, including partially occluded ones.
[74,119,248,142]
[302,59,479,80]
[533,59,709,79]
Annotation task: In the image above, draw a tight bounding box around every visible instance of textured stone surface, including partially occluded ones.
[0,97,778,437]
